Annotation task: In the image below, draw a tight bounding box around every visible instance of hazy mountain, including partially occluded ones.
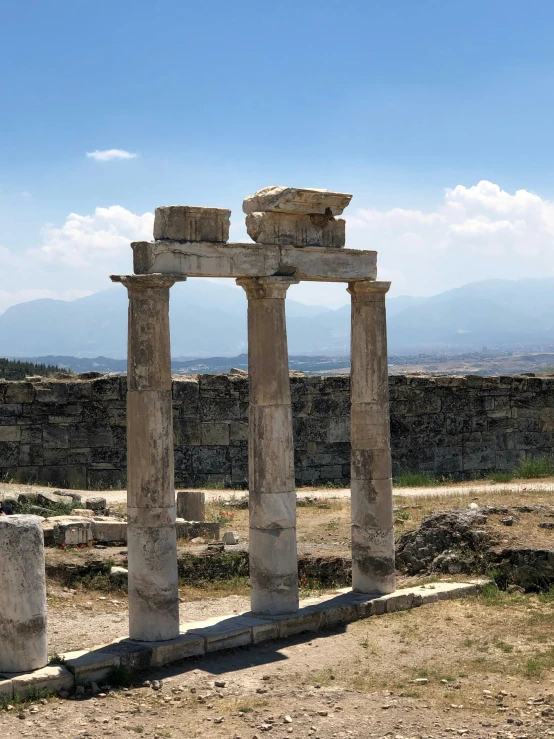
[2,277,554,358]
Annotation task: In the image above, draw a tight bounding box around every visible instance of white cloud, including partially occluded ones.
[86,149,138,162]
[345,180,554,297]
[2,181,554,315]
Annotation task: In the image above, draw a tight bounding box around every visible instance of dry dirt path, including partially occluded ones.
[3,479,554,506]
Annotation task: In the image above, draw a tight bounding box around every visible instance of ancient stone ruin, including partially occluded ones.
[109,185,395,641]
[0,185,395,671]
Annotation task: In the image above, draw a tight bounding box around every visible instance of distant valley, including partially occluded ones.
[2,276,554,360]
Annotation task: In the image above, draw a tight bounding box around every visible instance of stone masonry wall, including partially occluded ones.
[0,373,553,489]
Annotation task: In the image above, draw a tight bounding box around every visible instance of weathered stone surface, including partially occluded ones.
[153,206,230,242]
[12,665,73,697]
[131,241,377,282]
[177,490,205,521]
[246,211,345,247]
[242,186,352,216]
[63,648,120,685]
[91,518,127,543]
[4,374,554,489]
[52,517,93,546]
[85,496,107,511]
[0,515,47,672]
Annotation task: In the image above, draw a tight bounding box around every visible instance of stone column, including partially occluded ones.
[236,276,299,615]
[0,515,47,672]
[111,273,185,642]
[348,280,396,594]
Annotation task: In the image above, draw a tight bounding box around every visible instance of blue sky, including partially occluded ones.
[2,0,554,310]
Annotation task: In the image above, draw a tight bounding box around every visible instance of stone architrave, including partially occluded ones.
[348,280,396,594]
[153,206,230,242]
[245,212,345,247]
[110,273,185,642]
[236,276,299,615]
[0,515,48,672]
[242,186,352,215]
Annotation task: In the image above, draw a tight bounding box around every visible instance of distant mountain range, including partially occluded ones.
[2,277,554,358]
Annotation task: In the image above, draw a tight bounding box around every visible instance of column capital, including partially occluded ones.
[110,273,187,292]
[347,280,390,300]
[236,275,299,300]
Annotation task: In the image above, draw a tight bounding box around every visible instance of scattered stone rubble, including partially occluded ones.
[396,505,554,590]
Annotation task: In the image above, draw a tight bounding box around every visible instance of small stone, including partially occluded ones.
[317,710,328,716]
[413,678,429,684]
[142,680,152,688]
[222,531,240,545]
[152,680,162,691]
[190,537,205,544]
[214,680,226,688]
[214,717,224,724]
[283,716,293,723]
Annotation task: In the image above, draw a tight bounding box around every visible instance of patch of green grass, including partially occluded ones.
[325,518,339,531]
[107,664,133,688]
[489,471,514,483]
[513,455,554,479]
[494,640,514,653]
[478,582,505,606]
[16,499,83,518]
[238,705,254,713]
[395,510,412,521]
[393,471,440,487]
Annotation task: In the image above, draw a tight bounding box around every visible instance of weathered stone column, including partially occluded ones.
[0,515,47,672]
[111,273,185,641]
[348,280,396,594]
[237,276,299,615]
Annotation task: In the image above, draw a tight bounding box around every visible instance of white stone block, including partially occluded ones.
[63,649,120,685]
[242,186,352,216]
[246,211,345,247]
[145,634,205,666]
[185,615,270,652]
[91,519,128,543]
[0,515,48,673]
[0,678,13,697]
[249,527,299,615]
[154,206,230,242]
[12,665,73,697]
[53,518,93,547]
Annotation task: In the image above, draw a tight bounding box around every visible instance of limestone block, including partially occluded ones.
[70,508,94,517]
[63,649,120,685]
[36,491,66,508]
[222,530,240,545]
[185,614,271,652]
[0,678,13,697]
[12,665,73,697]
[351,448,392,480]
[91,519,128,543]
[246,212,345,247]
[132,240,377,281]
[85,496,107,511]
[175,519,220,540]
[127,523,179,642]
[249,491,296,530]
[351,524,396,595]
[143,633,205,666]
[242,186,352,216]
[249,527,299,615]
[350,478,394,529]
[0,426,21,442]
[109,566,128,588]
[176,490,205,521]
[269,605,323,638]
[0,515,48,673]
[52,517,93,546]
[154,206,230,242]
[249,406,295,493]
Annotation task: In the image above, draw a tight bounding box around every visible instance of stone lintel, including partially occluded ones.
[131,241,377,282]
[154,206,230,243]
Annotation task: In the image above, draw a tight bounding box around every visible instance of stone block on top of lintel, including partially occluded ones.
[242,186,352,216]
[153,206,230,243]
[131,240,377,283]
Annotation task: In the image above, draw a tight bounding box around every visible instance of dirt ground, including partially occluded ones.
[4,590,554,738]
